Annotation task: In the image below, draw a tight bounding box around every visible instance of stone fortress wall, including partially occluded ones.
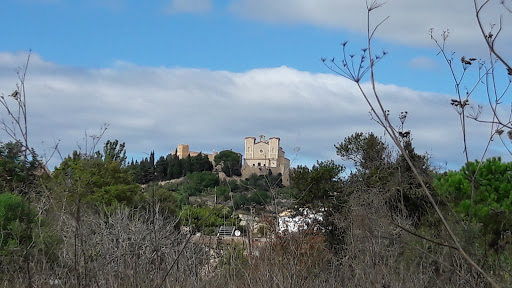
[173,144,218,163]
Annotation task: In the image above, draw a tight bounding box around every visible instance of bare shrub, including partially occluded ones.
[2,204,209,287]
[329,190,492,287]
[205,230,331,288]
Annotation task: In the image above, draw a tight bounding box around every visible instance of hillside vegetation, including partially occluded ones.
[2,1,512,286]
[0,133,511,287]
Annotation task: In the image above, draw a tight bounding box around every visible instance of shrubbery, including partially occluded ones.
[0,192,35,250]
[180,205,237,234]
[435,157,512,249]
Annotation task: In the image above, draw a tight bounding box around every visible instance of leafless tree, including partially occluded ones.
[323,1,502,286]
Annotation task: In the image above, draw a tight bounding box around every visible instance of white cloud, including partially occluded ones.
[228,0,512,56]
[164,0,212,14]
[0,51,52,70]
[0,52,508,171]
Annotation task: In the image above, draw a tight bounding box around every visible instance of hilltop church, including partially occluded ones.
[242,135,290,186]
[171,135,291,185]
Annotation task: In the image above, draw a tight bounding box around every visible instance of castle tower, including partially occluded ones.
[177,144,189,159]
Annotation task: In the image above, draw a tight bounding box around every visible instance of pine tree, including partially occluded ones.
[155,156,168,181]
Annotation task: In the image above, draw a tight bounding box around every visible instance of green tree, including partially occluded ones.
[51,141,142,207]
[0,192,60,267]
[435,157,512,249]
[179,171,220,197]
[126,159,143,184]
[214,150,241,177]
[0,192,35,250]
[191,153,214,172]
[391,138,434,221]
[103,139,127,164]
[167,154,183,179]
[139,156,155,184]
[337,132,432,224]
[180,205,236,234]
[232,189,271,210]
[248,190,270,206]
[143,183,179,216]
[181,154,193,176]
[155,156,168,181]
[215,185,231,202]
[335,132,388,171]
[233,193,250,210]
[0,141,40,193]
[290,160,344,206]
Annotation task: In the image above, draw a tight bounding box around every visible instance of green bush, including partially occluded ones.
[0,141,40,193]
[180,205,236,234]
[233,194,249,210]
[180,172,220,196]
[51,148,143,208]
[216,185,231,201]
[249,190,270,206]
[142,183,180,216]
[435,157,512,223]
[434,157,512,249]
[214,150,242,177]
[0,193,36,250]
[187,171,219,189]
[233,190,270,209]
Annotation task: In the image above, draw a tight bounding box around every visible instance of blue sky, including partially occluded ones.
[1,0,511,170]
[1,0,453,92]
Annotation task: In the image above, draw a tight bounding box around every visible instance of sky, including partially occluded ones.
[1,0,512,171]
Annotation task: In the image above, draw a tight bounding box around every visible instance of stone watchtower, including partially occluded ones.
[173,143,218,163]
[176,144,190,159]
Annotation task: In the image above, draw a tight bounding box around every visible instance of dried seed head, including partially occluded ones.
[10,90,19,99]
[507,130,512,140]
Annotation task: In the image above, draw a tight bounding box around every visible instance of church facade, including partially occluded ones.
[242,135,290,185]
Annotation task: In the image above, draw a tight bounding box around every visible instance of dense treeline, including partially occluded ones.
[125,149,242,184]
[126,151,213,184]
